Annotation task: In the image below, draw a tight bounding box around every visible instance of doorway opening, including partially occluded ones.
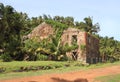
[72,51,78,60]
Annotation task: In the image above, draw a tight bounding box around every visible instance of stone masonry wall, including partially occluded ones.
[61,28,100,64]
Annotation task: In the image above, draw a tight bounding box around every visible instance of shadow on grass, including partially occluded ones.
[51,77,88,82]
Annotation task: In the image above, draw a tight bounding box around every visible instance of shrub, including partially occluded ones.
[1,53,12,62]
[36,54,48,60]
[58,55,68,61]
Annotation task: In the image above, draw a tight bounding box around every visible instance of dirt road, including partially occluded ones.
[1,65,120,82]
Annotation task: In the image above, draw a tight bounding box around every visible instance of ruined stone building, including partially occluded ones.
[27,22,100,64]
[61,28,100,64]
[27,22,54,40]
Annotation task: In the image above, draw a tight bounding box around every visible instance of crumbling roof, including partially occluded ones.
[27,22,54,40]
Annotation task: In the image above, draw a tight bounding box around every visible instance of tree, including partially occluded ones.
[79,17,100,34]
[99,36,120,62]
[64,16,74,26]
[0,3,25,61]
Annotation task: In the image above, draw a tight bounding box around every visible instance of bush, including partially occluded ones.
[36,54,48,60]
[58,55,68,61]
[74,63,83,66]
[1,53,12,62]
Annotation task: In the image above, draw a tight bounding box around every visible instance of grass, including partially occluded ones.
[94,74,120,82]
[0,66,86,80]
[0,61,69,73]
[0,61,120,80]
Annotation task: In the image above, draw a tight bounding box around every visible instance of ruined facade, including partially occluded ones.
[61,28,100,64]
[27,22,54,40]
[27,23,100,64]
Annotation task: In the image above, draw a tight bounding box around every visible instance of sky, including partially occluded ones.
[1,0,120,41]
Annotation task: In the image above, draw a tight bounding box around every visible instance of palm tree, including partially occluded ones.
[80,17,100,34]
[64,16,74,26]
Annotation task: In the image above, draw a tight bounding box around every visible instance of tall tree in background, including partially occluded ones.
[79,17,100,34]
[0,3,4,45]
[0,3,25,61]
[99,36,120,62]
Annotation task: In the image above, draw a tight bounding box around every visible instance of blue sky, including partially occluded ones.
[1,0,120,41]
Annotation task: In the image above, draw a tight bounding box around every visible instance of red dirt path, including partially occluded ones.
[1,65,120,82]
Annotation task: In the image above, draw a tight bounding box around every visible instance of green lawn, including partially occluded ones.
[94,74,120,82]
[0,61,69,73]
[0,61,120,80]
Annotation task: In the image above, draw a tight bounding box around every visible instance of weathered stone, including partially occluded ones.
[27,22,53,40]
[61,28,100,64]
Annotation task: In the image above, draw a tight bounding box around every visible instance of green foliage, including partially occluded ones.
[58,55,68,61]
[1,53,12,62]
[45,19,68,42]
[80,44,86,50]
[0,61,69,73]
[62,43,78,52]
[36,54,48,61]
[76,17,100,34]
[0,3,25,61]
[99,36,120,61]
[45,19,68,29]
[22,38,47,61]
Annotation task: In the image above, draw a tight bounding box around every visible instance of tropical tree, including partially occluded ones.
[79,17,100,34]
[99,36,120,62]
[0,3,25,61]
